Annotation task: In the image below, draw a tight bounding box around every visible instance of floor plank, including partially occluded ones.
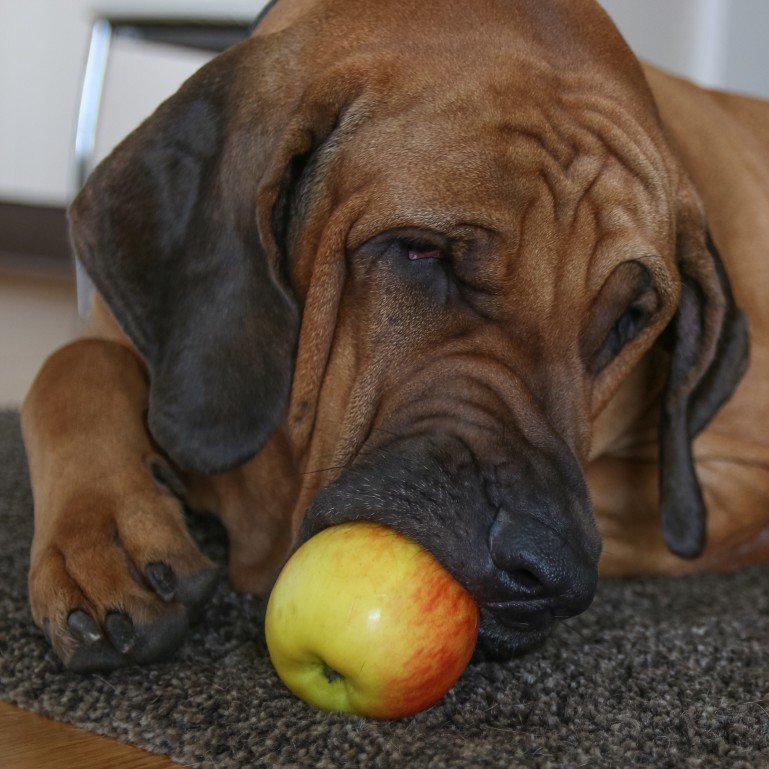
[0,701,183,769]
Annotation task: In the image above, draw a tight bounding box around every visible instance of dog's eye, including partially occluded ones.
[399,235,447,263]
[408,247,443,262]
[390,230,449,264]
[582,261,660,376]
[600,304,649,362]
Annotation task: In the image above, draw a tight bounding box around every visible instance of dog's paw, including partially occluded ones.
[28,463,220,672]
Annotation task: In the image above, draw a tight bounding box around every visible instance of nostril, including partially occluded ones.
[489,508,597,616]
[506,568,542,593]
[489,513,556,596]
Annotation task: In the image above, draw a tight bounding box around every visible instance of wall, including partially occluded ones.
[1,0,767,207]
[724,0,769,99]
[600,0,769,98]
[598,0,729,87]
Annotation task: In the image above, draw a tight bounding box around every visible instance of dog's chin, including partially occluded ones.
[473,608,555,661]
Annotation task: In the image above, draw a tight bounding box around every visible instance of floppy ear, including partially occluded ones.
[70,41,316,474]
[658,178,749,558]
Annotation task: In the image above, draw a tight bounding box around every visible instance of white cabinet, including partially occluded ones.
[0,0,261,205]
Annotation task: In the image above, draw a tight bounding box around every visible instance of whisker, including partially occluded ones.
[554,620,592,644]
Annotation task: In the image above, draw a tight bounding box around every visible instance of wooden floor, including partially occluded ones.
[0,269,182,767]
[0,700,183,768]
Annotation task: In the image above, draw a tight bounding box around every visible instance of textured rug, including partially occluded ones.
[1,409,769,768]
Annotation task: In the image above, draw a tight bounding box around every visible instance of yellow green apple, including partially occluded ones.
[265,522,479,719]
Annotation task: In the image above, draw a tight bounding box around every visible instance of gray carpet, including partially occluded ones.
[1,409,768,768]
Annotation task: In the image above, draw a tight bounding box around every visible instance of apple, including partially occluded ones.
[265,521,479,719]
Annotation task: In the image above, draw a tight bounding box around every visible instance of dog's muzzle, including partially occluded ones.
[299,431,601,658]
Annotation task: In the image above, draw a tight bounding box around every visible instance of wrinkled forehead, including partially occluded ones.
[341,73,675,277]
[264,0,664,123]
[290,1,674,233]
[278,0,679,296]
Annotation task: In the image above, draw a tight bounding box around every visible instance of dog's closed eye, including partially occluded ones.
[408,247,443,261]
[396,231,449,263]
[581,261,660,376]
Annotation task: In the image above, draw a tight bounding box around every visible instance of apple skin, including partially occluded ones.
[265,522,479,719]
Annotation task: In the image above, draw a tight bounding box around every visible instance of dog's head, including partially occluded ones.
[70,0,748,656]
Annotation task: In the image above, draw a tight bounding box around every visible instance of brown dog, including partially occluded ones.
[22,0,769,671]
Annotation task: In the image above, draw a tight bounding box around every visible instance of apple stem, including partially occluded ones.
[322,664,343,683]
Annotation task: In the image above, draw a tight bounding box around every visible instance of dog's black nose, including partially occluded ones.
[488,507,597,622]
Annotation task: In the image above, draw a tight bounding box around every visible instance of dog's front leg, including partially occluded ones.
[22,335,219,671]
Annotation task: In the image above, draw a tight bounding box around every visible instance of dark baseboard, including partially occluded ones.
[0,201,73,280]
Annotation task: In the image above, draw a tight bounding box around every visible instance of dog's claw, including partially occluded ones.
[67,610,103,644]
[64,605,190,672]
[146,562,177,603]
[105,612,137,654]
[57,574,212,671]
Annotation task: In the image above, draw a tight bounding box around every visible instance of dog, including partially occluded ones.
[22,0,768,671]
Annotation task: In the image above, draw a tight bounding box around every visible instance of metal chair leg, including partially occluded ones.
[73,18,113,317]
